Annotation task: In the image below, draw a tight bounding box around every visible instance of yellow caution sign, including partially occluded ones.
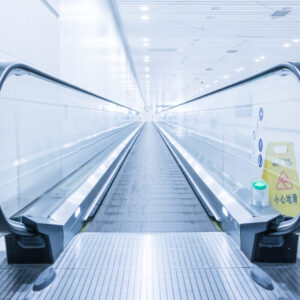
[262,142,300,217]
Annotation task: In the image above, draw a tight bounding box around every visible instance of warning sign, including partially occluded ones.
[262,142,300,217]
[276,171,293,190]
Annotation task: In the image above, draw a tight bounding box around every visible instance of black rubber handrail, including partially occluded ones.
[268,214,300,236]
[0,61,140,237]
[1,62,300,237]
[0,207,34,236]
[160,62,300,113]
[159,61,300,236]
[0,62,140,114]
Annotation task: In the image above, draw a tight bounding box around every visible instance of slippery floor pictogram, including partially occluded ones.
[276,170,294,190]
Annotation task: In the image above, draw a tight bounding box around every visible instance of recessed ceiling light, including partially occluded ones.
[143,43,149,47]
[236,67,244,72]
[293,39,299,43]
[254,58,260,63]
[238,35,265,38]
[227,50,237,53]
[145,74,150,79]
[260,56,265,60]
[143,38,149,42]
[145,67,150,72]
[283,43,290,48]
[140,6,149,11]
[141,15,149,20]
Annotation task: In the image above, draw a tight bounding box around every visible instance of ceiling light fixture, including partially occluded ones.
[145,67,150,72]
[143,38,149,42]
[293,39,299,43]
[141,15,149,20]
[236,67,244,72]
[143,43,149,47]
[283,43,290,48]
[140,6,149,11]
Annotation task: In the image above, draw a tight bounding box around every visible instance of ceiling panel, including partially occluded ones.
[116,0,300,112]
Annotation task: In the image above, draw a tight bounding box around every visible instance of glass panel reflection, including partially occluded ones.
[0,68,140,217]
[158,68,300,218]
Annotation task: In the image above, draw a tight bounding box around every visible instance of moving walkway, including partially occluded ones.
[0,62,299,299]
[86,122,216,233]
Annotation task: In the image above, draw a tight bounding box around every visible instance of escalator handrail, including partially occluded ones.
[159,61,300,235]
[0,206,34,236]
[0,62,140,114]
[0,61,140,237]
[268,213,300,236]
[159,62,300,113]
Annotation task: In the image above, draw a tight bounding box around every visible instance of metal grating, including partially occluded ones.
[0,232,299,299]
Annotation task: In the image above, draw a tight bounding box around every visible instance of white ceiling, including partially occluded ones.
[116,0,300,112]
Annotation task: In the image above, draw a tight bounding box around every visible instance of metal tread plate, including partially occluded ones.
[0,232,299,299]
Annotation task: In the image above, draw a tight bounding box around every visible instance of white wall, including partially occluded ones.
[0,0,60,74]
[59,0,142,110]
[0,0,143,111]
[0,0,144,218]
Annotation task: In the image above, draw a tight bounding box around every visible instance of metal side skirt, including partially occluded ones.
[154,123,295,263]
[82,123,144,221]
[0,123,144,264]
[155,124,222,222]
[51,123,144,246]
